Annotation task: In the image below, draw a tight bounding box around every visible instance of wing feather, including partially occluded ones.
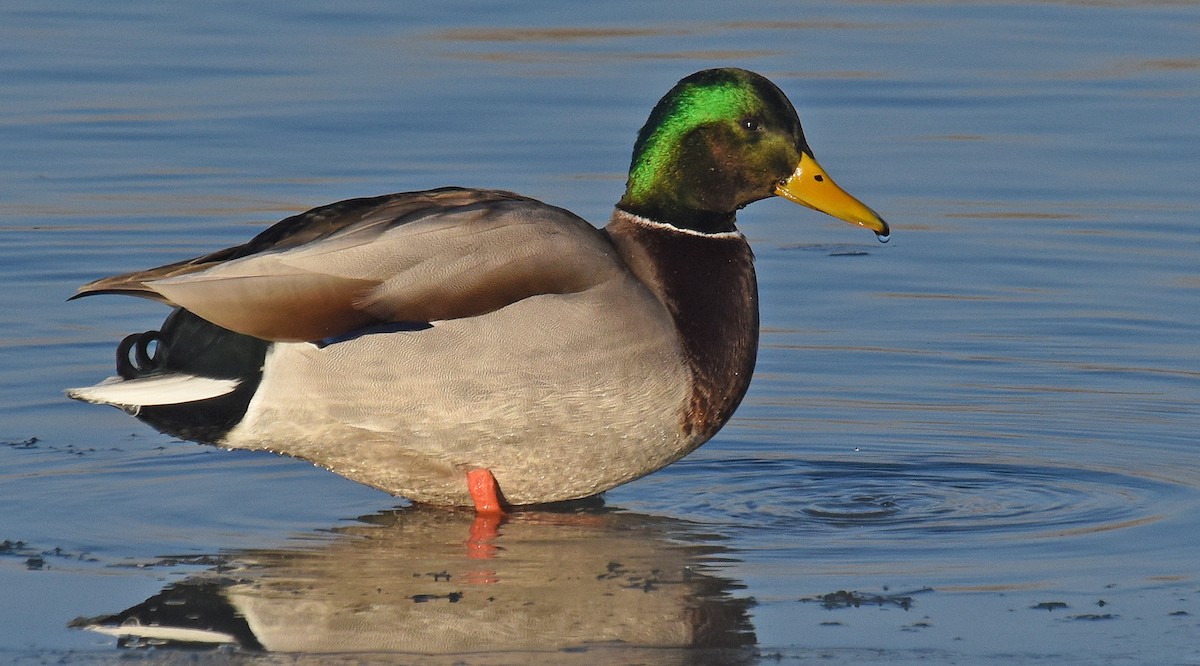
[74,188,623,341]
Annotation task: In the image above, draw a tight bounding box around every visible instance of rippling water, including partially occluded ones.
[3,1,1199,664]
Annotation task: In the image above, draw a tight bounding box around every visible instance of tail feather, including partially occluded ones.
[69,308,269,443]
[66,373,240,408]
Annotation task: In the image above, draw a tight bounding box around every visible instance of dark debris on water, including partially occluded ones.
[411,592,463,603]
[3,437,39,449]
[103,553,235,575]
[3,436,110,457]
[802,587,933,611]
[1,539,101,570]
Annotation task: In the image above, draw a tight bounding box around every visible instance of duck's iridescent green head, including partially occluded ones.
[619,68,888,239]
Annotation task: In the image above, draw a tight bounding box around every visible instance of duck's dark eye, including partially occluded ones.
[741,117,761,132]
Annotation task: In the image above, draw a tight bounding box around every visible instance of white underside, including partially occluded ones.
[222,276,697,505]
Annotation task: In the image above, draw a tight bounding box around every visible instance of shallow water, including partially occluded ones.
[3,1,1199,664]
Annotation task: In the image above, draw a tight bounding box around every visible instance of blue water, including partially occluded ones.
[2,1,1199,663]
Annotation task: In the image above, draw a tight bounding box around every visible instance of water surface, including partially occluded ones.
[2,1,1199,664]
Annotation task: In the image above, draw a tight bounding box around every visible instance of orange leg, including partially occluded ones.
[466,468,506,515]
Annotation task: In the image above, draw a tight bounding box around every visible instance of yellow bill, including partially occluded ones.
[775,152,890,239]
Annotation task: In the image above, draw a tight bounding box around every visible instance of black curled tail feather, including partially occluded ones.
[124,308,271,444]
[117,331,162,379]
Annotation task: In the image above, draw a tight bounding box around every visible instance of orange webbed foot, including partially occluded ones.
[465,468,504,565]
[466,467,506,515]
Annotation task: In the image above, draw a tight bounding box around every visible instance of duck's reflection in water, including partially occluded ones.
[75,505,756,662]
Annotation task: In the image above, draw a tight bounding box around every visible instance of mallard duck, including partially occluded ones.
[68,68,888,512]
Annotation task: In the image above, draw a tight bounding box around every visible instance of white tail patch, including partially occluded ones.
[66,374,240,408]
[81,622,239,646]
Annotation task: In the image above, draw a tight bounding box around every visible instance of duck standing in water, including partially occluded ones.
[68,68,889,513]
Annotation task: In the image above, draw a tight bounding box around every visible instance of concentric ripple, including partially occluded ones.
[646,454,1190,544]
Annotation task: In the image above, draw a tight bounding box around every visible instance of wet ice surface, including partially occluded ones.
[3,1,1200,664]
